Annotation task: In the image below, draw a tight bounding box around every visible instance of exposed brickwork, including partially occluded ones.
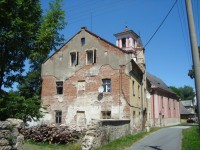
[41,28,146,131]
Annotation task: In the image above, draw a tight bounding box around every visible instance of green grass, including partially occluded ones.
[24,140,81,150]
[96,127,159,150]
[182,126,200,150]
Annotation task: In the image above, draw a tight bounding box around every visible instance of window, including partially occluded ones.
[55,110,62,123]
[122,38,126,48]
[168,98,170,109]
[81,38,85,46]
[138,85,140,98]
[133,111,136,117]
[173,100,175,109]
[101,111,111,119]
[70,52,78,66]
[161,96,164,108]
[102,79,111,93]
[56,81,63,94]
[86,50,96,64]
[132,81,135,96]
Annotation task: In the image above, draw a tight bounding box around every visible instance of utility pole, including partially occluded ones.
[186,0,200,132]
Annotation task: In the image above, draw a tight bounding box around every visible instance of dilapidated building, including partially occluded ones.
[41,27,147,132]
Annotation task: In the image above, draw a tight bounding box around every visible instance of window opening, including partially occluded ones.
[70,52,78,66]
[56,81,63,94]
[55,110,62,123]
[101,111,111,119]
[138,85,140,98]
[86,50,96,64]
[102,79,111,93]
[81,38,85,46]
[168,98,170,109]
[122,38,126,48]
[132,81,135,96]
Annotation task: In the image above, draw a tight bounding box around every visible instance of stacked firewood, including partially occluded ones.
[19,124,86,144]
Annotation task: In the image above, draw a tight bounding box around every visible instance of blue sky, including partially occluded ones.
[42,0,199,89]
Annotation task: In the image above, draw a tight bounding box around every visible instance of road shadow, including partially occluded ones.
[148,145,162,150]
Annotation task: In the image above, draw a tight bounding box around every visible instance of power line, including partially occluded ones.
[66,0,132,26]
[176,0,191,66]
[144,0,178,48]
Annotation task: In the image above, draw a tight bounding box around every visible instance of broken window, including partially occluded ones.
[101,111,111,119]
[70,52,78,66]
[81,38,85,46]
[86,50,96,64]
[122,38,126,48]
[102,79,111,93]
[55,110,62,123]
[56,81,63,94]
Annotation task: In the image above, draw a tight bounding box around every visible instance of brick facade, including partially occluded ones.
[41,27,146,131]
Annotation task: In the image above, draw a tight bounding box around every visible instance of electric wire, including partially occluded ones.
[66,0,132,26]
[182,0,192,63]
[176,1,191,67]
[144,0,178,48]
[67,0,128,22]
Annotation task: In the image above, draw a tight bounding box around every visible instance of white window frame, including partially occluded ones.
[102,79,111,93]
[86,49,96,64]
[70,51,78,66]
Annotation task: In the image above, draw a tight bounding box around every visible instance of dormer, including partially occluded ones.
[114,26,143,53]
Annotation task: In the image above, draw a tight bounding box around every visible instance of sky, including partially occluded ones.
[41,0,199,90]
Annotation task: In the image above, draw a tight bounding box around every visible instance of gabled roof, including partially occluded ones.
[147,72,175,94]
[180,103,194,115]
[181,100,193,107]
[43,27,129,64]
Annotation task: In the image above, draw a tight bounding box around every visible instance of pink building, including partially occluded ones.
[147,73,180,127]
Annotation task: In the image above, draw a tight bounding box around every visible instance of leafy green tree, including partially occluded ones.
[170,85,195,100]
[19,0,66,99]
[0,0,66,122]
[0,0,42,91]
[0,91,41,122]
[169,86,181,97]
[179,85,195,100]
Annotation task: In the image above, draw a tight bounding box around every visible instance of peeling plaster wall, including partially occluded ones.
[41,29,138,127]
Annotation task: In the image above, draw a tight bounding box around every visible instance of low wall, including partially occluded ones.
[149,118,180,127]
[82,119,130,150]
[0,118,24,150]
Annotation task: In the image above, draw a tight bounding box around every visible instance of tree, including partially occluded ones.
[179,85,195,100]
[0,0,42,91]
[169,86,181,97]
[0,0,66,122]
[0,91,41,123]
[170,85,195,100]
[18,0,66,99]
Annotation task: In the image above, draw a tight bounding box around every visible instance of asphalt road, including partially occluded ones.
[128,126,191,150]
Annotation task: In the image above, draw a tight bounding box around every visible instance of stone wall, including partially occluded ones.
[0,119,24,150]
[82,119,130,150]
